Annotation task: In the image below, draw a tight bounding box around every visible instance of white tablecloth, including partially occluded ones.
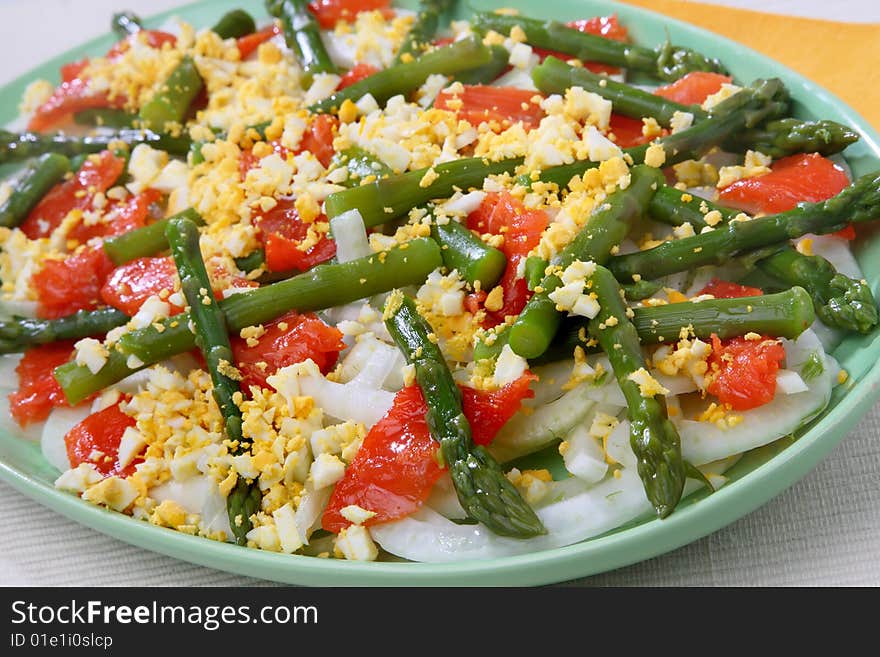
[1,0,879,587]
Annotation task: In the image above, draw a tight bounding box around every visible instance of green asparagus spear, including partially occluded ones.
[102,208,203,265]
[267,0,339,86]
[544,286,815,363]
[532,56,707,126]
[212,9,257,39]
[328,146,392,187]
[383,290,545,537]
[233,249,266,274]
[451,44,510,86]
[722,118,860,158]
[73,108,137,129]
[472,11,726,82]
[533,77,789,188]
[112,11,143,38]
[393,0,454,64]
[55,238,444,404]
[324,156,522,226]
[508,165,664,359]
[430,218,506,288]
[587,265,685,518]
[756,248,878,333]
[0,128,192,165]
[164,217,258,545]
[0,154,70,229]
[0,308,129,354]
[532,57,857,159]
[475,286,815,363]
[609,171,880,280]
[308,36,494,114]
[647,185,878,329]
[138,56,204,132]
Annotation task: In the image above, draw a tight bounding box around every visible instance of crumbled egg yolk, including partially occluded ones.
[717,150,772,188]
[652,337,713,391]
[627,367,670,398]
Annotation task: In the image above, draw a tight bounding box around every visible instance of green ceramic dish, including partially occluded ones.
[1,0,878,586]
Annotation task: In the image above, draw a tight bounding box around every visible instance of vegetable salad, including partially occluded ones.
[0,0,877,564]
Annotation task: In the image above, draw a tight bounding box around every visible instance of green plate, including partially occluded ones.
[1,0,879,586]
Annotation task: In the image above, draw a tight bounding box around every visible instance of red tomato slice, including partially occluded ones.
[533,15,629,75]
[696,278,763,299]
[99,256,181,316]
[231,310,345,393]
[68,188,163,244]
[65,401,140,478]
[321,384,444,533]
[27,78,124,132]
[461,373,537,446]
[240,115,337,177]
[434,85,545,130]
[707,334,785,411]
[298,114,338,168]
[322,371,537,532]
[21,150,125,239]
[307,0,392,29]
[608,113,655,148]
[653,72,732,106]
[833,225,857,240]
[337,62,379,90]
[717,153,850,216]
[466,192,548,326]
[569,15,629,41]
[8,341,77,426]
[60,58,90,83]
[33,246,116,319]
[236,24,281,59]
[255,198,337,272]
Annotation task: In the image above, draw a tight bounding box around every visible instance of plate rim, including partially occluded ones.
[1,0,879,586]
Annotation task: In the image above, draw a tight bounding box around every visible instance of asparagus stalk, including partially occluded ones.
[233,249,266,274]
[451,44,510,86]
[472,11,726,82]
[609,171,880,280]
[55,238,444,404]
[431,218,506,288]
[324,156,522,226]
[383,290,546,538]
[112,11,143,38]
[587,265,685,518]
[532,58,857,160]
[757,249,878,333]
[102,208,203,265]
[548,286,814,362]
[138,56,204,132]
[164,217,259,545]
[532,56,706,126]
[0,128,192,165]
[328,146,392,187]
[392,0,454,64]
[267,0,338,85]
[0,307,129,354]
[308,36,494,113]
[476,286,815,363]
[0,153,70,228]
[212,9,257,39]
[508,165,664,359]
[533,77,789,188]
[649,187,878,333]
[722,118,860,158]
[73,108,137,129]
